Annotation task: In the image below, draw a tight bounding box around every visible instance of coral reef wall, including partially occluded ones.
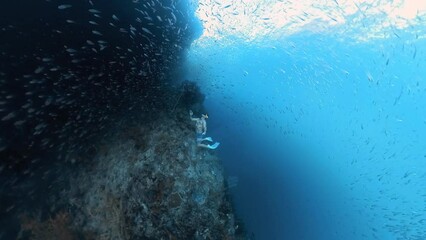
[13,82,246,239]
[66,109,240,239]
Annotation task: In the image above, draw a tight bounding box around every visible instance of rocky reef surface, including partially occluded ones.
[69,112,237,239]
[17,83,247,239]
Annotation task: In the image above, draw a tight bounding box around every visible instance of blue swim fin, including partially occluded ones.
[204,137,213,142]
[208,142,220,149]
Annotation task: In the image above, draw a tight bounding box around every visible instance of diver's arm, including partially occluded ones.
[189,110,198,121]
[202,121,207,134]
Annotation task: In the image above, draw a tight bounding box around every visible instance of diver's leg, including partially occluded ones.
[197,143,210,148]
[197,142,220,149]
[202,137,213,142]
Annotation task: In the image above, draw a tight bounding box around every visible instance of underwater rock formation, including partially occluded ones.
[65,109,240,239]
[18,110,243,239]
[16,83,247,239]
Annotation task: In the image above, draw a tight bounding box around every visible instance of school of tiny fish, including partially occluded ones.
[1,0,425,239]
[0,1,196,236]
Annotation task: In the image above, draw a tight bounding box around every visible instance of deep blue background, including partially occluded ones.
[187,33,426,239]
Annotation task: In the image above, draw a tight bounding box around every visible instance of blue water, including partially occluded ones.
[1,0,425,239]
[185,26,426,239]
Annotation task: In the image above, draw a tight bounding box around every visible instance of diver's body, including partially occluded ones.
[189,110,220,149]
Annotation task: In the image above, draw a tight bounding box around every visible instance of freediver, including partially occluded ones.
[189,110,220,149]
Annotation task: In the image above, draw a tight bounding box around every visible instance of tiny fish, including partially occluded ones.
[142,27,152,34]
[112,14,119,21]
[393,31,400,38]
[89,9,101,13]
[58,4,72,10]
[170,12,177,22]
[34,66,44,74]
[45,98,53,106]
[14,120,25,126]
[92,30,103,36]
[66,48,77,53]
[366,72,373,81]
[1,112,16,121]
[329,16,338,22]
